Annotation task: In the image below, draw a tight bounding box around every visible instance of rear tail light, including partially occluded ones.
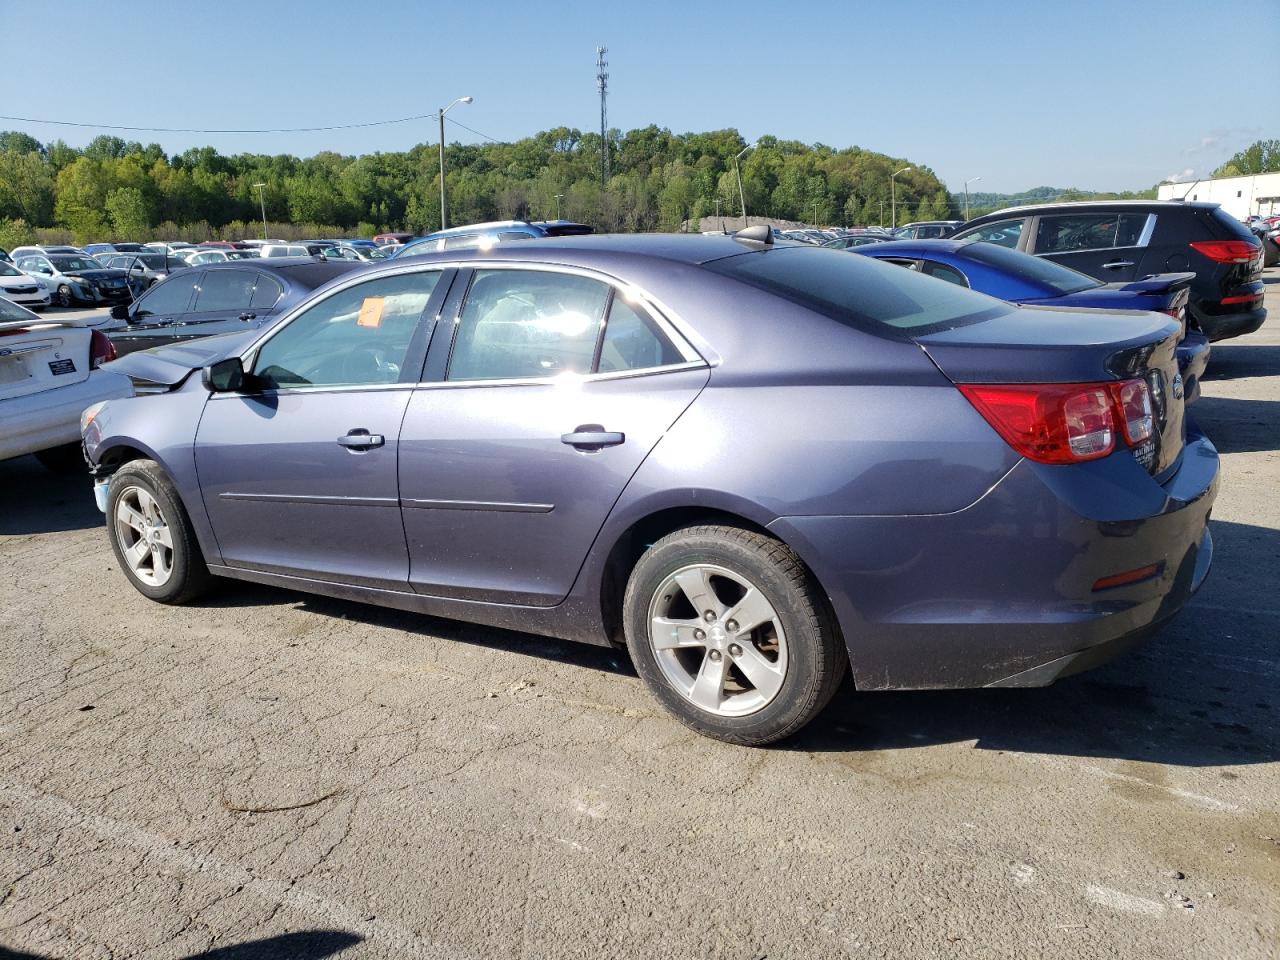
[959,378,1154,465]
[1189,240,1258,263]
[1219,293,1262,306]
[89,330,116,370]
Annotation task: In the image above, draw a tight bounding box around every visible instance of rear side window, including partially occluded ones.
[448,270,609,380]
[442,234,480,251]
[597,296,683,373]
[499,232,534,241]
[1034,213,1148,252]
[250,275,284,309]
[920,260,969,286]
[705,247,1009,336]
[1207,207,1260,242]
[193,270,257,311]
[134,273,199,319]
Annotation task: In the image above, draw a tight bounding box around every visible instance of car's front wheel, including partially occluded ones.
[106,459,212,604]
[55,285,73,308]
[622,524,846,745]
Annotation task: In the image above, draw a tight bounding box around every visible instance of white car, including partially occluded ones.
[142,242,196,256]
[0,297,132,469]
[0,261,52,310]
[184,249,258,265]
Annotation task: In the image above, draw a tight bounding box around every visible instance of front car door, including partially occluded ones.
[194,267,451,589]
[398,266,709,606]
[1027,211,1154,282]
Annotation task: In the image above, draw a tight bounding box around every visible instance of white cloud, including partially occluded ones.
[1164,168,1196,183]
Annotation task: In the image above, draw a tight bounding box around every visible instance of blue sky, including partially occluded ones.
[6,0,1276,193]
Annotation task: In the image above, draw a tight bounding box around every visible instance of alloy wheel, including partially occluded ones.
[114,486,174,587]
[56,285,72,308]
[647,563,788,717]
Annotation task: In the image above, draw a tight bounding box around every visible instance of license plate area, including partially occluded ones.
[0,354,30,385]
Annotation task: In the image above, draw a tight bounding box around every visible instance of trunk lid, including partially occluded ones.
[0,319,93,400]
[915,308,1186,476]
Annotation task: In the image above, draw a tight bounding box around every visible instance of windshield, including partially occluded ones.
[962,242,1100,295]
[704,246,1010,336]
[51,256,105,272]
[0,298,35,322]
[226,250,256,260]
[0,263,21,277]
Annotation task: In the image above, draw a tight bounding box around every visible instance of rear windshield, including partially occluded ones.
[962,241,1099,295]
[704,246,1011,336]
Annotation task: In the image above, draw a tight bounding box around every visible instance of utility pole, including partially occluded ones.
[555,193,564,220]
[254,183,267,240]
[879,199,885,226]
[596,46,609,189]
[713,198,723,232]
[812,200,820,227]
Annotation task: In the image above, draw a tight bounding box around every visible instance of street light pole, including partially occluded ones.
[733,143,755,228]
[437,96,473,231]
[554,193,564,220]
[890,166,912,230]
[812,199,820,227]
[254,183,268,240]
[963,176,982,221]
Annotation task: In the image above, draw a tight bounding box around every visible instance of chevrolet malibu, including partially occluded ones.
[80,231,1218,745]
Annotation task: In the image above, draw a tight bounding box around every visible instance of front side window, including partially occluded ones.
[447,270,610,381]
[252,271,441,389]
[134,273,200,319]
[954,218,1025,248]
[919,260,969,286]
[1035,213,1148,253]
[193,270,257,312]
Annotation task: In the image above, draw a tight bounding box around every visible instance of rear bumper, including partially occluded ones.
[770,427,1219,691]
[1176,331,1210,405]
[1192,301,1265,342]
[0,371,134,461]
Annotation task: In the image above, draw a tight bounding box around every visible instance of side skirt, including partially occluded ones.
[206,563,613,648]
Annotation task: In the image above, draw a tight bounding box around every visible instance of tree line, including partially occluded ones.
[0,127,959,246]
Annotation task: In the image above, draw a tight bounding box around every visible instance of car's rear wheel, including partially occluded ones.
[106,459,212,604]
[622,524,845,745]
[34,442,84,473]
[55,285,73,308]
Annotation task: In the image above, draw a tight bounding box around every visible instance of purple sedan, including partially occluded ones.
[81,230,1218,745]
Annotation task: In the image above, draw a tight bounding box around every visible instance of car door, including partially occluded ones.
[398,266,709,606]
[179,268,267,334]
[1028,211,1153,282]
[194,267,451,589]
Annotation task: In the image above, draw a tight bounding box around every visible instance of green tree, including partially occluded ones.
[1213,139,1280,177]
[105,187,151,238]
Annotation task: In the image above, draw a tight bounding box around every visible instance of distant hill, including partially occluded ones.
[951,184,1159,220]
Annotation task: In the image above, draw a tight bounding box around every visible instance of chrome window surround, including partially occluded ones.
[236,259,707,395]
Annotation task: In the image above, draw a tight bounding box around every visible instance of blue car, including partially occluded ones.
[392,219,594,258]
[853,239,1209,404]
[81,230,1217,745]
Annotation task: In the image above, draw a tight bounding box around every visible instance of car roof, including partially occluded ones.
[199,257,363,288]
[394,232,772,267]
[968,199,1218,220]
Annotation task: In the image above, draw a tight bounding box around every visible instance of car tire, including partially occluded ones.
[55,285,73,308]
[106,459,213,605]
[33,442,84,473]
[622,524,846,746]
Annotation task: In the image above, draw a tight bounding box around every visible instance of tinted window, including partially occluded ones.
[597,296,683,373]
[134,273,199,319]
[961,241,1098,295]
[919,260,968,286]
[250,275,284,309]
[704,247,1009,335]
[0,263,22,277]
[193,270,257,312]
[499,232,534,241]
[442,234,481,251]
[448,270,610,381]
[954,219,1024,248]
[1035,213,1148,252]
[51,257,103,272]
[253,271,441,389]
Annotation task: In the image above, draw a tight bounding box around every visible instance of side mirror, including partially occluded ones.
[201,356,246,393]
[110,303,130,321]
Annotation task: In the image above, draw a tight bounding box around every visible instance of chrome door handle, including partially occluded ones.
[561,426,625,451]
[337,430,384,450]
[1102,260,1134,269]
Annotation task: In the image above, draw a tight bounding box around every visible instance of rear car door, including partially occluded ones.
[1029,211,1153,282]
[194,267,450,589]
[108,271,202,356]
[398,266,708,605]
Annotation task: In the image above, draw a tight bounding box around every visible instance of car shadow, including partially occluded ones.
[0,931,363,960]
[0,455,101,535]
[1192,395,1280,453]
[1201,343,1280,381]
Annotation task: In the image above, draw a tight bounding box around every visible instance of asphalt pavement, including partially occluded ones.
[1,276,1277,959]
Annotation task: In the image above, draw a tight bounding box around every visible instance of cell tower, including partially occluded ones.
[596,45,609,187]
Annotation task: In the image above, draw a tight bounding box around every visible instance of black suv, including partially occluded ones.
[952,201,1265,341]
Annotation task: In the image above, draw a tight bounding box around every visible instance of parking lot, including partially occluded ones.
[1,277,1277,959]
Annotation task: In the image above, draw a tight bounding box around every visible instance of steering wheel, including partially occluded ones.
[341,346,399,383]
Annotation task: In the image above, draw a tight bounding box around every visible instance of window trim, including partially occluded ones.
[1027,212,1156,256]
[438,263,703,386]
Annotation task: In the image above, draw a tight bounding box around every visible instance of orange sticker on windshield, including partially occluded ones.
[357,296,385,328]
